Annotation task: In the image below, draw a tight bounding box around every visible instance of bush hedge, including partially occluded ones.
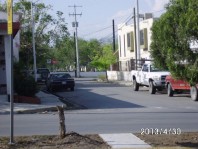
[14,63,38,97]
[14,75,38,97]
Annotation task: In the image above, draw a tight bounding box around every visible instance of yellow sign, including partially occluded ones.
[7,0,13,34]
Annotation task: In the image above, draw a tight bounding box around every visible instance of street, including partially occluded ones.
[1,78,198,136]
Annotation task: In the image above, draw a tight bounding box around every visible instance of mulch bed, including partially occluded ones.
[0,132,110,149]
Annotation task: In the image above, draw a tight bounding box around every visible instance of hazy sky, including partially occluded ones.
[6,0,169,40]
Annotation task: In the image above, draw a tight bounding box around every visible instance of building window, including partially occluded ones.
[130,32,134,52]
[140,30,144,46]
[127,33,131,48]
[119,35,122,57]
[140,28,148,50]
[124,34,126,57]
[126,32,135,52]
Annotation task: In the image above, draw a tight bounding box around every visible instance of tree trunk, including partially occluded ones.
[106,70,109,82]
[57,106,66,138]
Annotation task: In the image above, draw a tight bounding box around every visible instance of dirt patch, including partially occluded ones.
[1,132,198,148]
[0,132,110,149]
[135,132,198,148]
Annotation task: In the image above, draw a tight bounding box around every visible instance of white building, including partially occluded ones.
[117,14,156,71]
[0,11,20,94]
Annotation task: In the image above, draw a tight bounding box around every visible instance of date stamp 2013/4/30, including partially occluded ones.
[140,128,182,135]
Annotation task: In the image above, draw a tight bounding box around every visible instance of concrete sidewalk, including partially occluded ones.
[0,91,64,114]
[100,133,151,149]
[110,80,133,86]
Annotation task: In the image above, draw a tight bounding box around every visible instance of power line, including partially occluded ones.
[80,13,133,39]
[101,30,118,41]
[81,25,112,37]
[117,13,133,30]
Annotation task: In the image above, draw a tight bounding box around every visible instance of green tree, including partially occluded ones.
[91,44,116,80]
[53,36,75,70]
[91,44,116,70]
[47,11,71,71]
[150,0,198,85]
[79,39,103,71]
[13,0,53,68]
[1,0,69,69]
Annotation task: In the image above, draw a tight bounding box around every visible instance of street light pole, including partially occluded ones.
[7,0,14,144]
[31,2,37,82]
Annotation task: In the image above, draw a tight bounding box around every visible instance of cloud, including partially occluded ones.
[152,0,169,12]
[143,0,169,17]
[112,0,169,20]
[111,8,133,21]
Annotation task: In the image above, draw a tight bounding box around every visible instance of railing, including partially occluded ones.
[111,59,153,71]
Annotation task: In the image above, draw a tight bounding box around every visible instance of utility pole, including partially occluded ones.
[136,0,140,69]
[112,19,116,52]
[74,32,77,77]
[31,2,37,82]
[69,5,82,78]
[133,7,138,70]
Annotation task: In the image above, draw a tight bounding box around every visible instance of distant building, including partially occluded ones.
[0,11,20,94]
[117,13,156,71]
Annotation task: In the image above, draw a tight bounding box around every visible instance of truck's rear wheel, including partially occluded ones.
[149,81,156,94]
[133,79,139,91]
[190,86,198,101]
[167,83,174,97]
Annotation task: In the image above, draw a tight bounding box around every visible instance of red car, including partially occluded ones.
[165,75,198,101]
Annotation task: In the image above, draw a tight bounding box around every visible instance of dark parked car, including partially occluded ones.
[46,72,75,91]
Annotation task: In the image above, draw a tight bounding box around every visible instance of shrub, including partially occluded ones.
[14,62,38,97]
[98,74,107,82]
[14,76,38,97]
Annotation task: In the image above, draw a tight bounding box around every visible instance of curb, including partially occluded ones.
[109,81,133,86]
[15,106,63,114]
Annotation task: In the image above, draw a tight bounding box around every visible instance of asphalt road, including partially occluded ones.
[1,78,198,136]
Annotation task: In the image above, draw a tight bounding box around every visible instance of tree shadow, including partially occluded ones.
[57,86,144,109]
[56,81,144,109]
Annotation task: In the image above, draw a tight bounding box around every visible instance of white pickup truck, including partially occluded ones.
[131,63,170,94]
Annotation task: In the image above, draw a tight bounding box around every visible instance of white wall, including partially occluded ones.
[0,11,20,22]
[0,12,20,94]
[107,71,132,81]
[59,71,106,78]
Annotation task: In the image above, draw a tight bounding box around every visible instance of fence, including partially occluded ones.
[111,59,153,71]
[108,59,153,81]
